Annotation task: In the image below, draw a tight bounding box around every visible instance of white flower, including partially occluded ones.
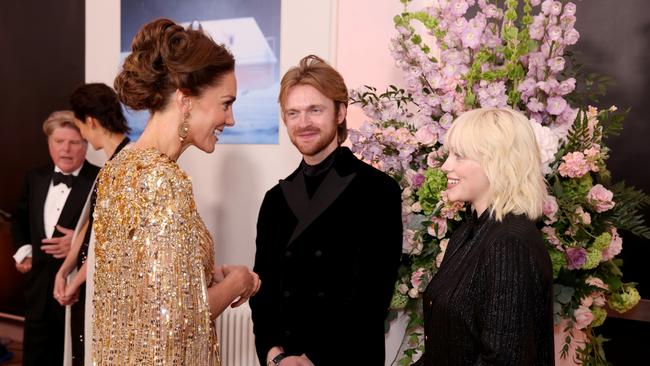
[529,119,560,175]
[411,202,422,213]
[398,284,409,294]
[408,288,420,298]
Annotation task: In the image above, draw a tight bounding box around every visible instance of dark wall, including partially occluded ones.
[574,0,649,297]
[0,0,84,315]
[574,0,650,362]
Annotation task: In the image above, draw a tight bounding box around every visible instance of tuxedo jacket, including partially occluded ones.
[250,147,403,366]
[11,160,99,320]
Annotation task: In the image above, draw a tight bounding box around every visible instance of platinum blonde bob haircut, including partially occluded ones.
[444,107,546,221]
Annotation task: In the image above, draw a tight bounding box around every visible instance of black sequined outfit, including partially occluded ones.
[418,211,555,366]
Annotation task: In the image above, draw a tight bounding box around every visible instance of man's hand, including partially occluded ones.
[15,257,32,273]
[41,225,74,258]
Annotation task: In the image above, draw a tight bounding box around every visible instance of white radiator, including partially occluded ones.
[216,303,260,366]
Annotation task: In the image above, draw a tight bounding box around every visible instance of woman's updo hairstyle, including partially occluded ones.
[115,18,235,112]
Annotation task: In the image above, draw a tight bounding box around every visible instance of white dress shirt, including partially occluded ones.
[43,165,82,239]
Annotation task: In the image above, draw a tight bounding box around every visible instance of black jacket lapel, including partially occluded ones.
[33,168,52,241]
[280,172,309,222]
[287,168,356,246]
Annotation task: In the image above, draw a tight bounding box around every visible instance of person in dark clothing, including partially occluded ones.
[11,111,99,366]
[52,82,130,366]
[417,108,554,366]
[250,55,403,366]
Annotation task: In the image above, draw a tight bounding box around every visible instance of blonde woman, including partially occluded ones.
[417,108,554,365]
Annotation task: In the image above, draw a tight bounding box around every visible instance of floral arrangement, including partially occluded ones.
[348,0,650,364]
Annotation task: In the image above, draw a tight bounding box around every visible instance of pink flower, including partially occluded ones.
[436,238,449,268]
[583,146,600,172]
[587,184,615,212]
[541,0,554,15]
[461,26,483,49]
[602,228,623,261]
[586,276,609,290]
[415,125,438,146]
[428,217,448,238]
[580,296,593,308]
[547,25,563,41]
[549,1,563,16]
[427,150,442,168]
[563,2,577,17]
[593,294,606,307]
[527,98,545,112]
[529,15,546,40]
[538,78,559,94]
[575,206,591,225]
[450,0,469,17]
[542,226,562,249]
[411,267,426,290]
[543,195,559,224]
[403,229,421,254]
[548,56,565,72]
[558,78,576,95]
[574,305,594,329]
[558,151,590,178]
[564,28,580,45]
[546,96,568,115]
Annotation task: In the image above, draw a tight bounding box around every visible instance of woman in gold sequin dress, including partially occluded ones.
[92,18,260,365]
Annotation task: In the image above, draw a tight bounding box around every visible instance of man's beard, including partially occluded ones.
[291,121,338,157]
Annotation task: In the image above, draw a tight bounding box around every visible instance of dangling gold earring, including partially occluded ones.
[178,111,190,142]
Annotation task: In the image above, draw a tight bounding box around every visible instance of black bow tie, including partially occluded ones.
[52,171,76,188]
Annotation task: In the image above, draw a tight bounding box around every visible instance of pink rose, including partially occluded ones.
[411,268,426,290]
[593,294,606,307]
[415,125,438,146]
[574,305,594,329]
[427,150,442,168]
[580,296,593,308]
[587,184,615,212]
[542,195,559,224]
[602,228,623,261]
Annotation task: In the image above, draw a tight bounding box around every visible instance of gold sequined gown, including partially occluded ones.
[92,148,219,365]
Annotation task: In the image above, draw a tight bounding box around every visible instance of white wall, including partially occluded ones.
[85,0,337,266]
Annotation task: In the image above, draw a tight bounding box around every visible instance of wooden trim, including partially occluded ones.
[0,312,24,342]
[607,299,650,322]
[0,312,24,323]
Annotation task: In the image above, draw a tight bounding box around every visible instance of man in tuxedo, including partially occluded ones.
[11,111,99,366]
[250,55,403,366]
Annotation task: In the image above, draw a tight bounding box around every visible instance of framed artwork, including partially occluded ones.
[121,0,281,144]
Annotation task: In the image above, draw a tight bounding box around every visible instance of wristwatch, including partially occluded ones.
[269,352,287,366]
